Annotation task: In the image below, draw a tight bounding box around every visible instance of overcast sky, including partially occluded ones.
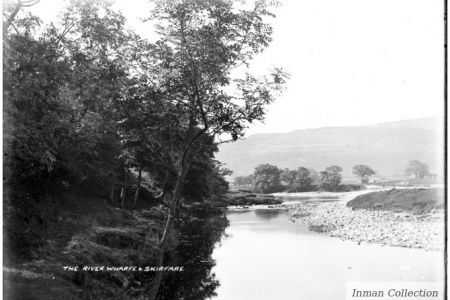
[29,0,445,135]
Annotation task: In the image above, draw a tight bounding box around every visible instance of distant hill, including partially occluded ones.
[216,117,444,179]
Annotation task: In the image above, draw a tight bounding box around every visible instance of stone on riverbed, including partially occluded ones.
[288,190,444,251]
[308,224,335,233]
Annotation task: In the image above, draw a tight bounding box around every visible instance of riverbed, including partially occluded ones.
[209,192,445,300]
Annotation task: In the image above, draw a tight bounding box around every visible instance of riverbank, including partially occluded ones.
[4,195,165,299]
[4,194,227,299]
[221,191,282,206]
[284,188,444,251]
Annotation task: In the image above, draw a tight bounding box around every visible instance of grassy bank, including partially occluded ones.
[4,194,164,299]
[346,188,444,214]
[4,193,227,299]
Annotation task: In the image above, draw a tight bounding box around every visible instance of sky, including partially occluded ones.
[28,0,445,135]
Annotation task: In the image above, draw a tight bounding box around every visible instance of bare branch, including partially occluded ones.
[179,15,208,132]
[11,23,20,35]
[21,0,40,7]
[5,1,22,32]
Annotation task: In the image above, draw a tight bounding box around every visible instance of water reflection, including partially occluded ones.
[253,209,283,220]
[153,194,444,300]
[211,207,444,300]
[156,210,228,300]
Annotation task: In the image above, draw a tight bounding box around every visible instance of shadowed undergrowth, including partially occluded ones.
[4,191,228,299]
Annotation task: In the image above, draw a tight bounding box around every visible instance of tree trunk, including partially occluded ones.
[158,157,191,247]
[148,154,192,300]
[5,2,22,32]
[121,174,128,208]
[110,182,116,203]
[148,250,164,300]
[134,166,142,205]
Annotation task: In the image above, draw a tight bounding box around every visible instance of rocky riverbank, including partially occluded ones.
[284,190,444,251]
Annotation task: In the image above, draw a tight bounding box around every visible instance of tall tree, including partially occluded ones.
[3,1,287,297]
[352,164,375,184]
[142,1,288,298]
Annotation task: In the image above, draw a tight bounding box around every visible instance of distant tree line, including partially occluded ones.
[235,159,435,193]
[234,163,363,193]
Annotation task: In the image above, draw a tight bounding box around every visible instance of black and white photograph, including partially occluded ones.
[2,0,446,299]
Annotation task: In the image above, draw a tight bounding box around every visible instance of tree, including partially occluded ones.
[3,0,135,194]
[3,0,41,33]
[405,160,430,179]
[289,167,314,192]
[280,168,297,187]
[182,156,232,202]
[142,1,287,298]
[3,0,287,297]
[308,168,320,187]
[253,164,283,193]
[234,175,254,188]
[3,0,163,261]
[281,167,314,192]
[319,165,343,191]
[145,0,287,237]
[352,164,375,184]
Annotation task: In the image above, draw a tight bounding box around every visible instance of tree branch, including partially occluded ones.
[5,1,22,32]
[21,0,40,7]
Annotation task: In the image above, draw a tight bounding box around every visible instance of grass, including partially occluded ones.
[3,194,167,300]
[346,188,444,214]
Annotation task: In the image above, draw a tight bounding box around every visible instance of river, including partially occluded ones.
[208,193,445,300]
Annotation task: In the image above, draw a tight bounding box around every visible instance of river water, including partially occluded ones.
[209,194,445,300]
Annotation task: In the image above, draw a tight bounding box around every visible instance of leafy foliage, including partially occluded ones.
[3,3,287,287]
[319,165,343,191]
[4,0,135,194]
[252,163,283,193]
[286,167,314,192]
[6,0,266,202]
[2,2,291,300]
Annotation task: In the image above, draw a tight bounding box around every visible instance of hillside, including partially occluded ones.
[217,117,444,178]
